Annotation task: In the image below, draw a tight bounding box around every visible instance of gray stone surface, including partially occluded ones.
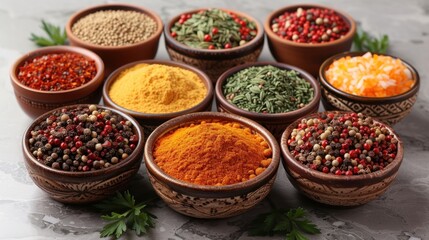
[0,0,428,239]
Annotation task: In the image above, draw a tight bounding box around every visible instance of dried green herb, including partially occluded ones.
[170,8,257,49]
[353,29,389,54]
[30,20,67,46]
[223,65,313,114]
[248,207,321,240]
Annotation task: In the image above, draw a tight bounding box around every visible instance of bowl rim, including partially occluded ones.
[164,7,264,54]
[144,112,281,193]
[264,3,356,47]
[215,61,321,121]
[10,46,104,94]
[280,111,404,183]
[102,60,214,119]
[22,104,144,177]
[319,51,421,103]
[65,3,164,50]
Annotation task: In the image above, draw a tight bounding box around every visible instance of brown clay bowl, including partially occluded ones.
[144,112,280,218]
[66,3,163,75]
[215,62,321,140]
[265,4,356,76]
[22,104,144,204]
[319,52,420,125]
[164,8,264,82]
[10,46,104,119]
[103,60,214,137]
[280,111,404,206]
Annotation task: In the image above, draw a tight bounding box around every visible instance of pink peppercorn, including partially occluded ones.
[271,7,350,43]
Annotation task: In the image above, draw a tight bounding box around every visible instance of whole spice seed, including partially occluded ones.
[170,9,257,49]
[28,105,138,172]
[72,10,157,46]
[287,112,398,175]
[18,53,97,91]
[325,52,415,97]
[223,65,313,113]
[271,7,349,43]
[153,120,272,185]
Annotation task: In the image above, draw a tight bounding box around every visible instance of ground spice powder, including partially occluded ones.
[153,121,272,186]
[109,64,206,113]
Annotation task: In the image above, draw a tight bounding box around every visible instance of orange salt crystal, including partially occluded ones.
[325,52,415,97]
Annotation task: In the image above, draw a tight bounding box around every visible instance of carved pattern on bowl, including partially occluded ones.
[27,167,138,203]
[148,174,276,218]
[286,167,398,206]
[322,89,418,125]
[166,47,262,81]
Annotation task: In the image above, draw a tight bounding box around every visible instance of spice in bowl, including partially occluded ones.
[287,112,398,175]
[325,52,415,97]
[72,10,157,46]
[153,120,272,185]
[170,8,257,49]
[17,53,97,91]
[223,65,313,113]
[108,64,206,114]
[271,7,349,43]
[28,105,138,171]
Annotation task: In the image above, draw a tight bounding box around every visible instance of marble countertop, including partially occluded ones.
[1,0,428,239]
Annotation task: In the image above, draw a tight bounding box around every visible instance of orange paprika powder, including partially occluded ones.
[153,120,272,186]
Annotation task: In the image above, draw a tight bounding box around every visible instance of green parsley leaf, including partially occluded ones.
[95,191,157,239]
[95,191,136,213]
[287,229,308,240]
[100,218,127,239]
[248,207,320,240]
[295,219,321,234]
[30,20,67,47]
[353,29,389,54]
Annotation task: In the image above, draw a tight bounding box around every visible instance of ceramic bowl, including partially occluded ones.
[144,112,280,218]
[280,111,404,206]
[66,3,163,75]
[10,46,104,119]
[22,104,144,204]
[164,8,264,82]
[215,62,321,140]
[103,60,214,137]
[319,52,420,125]
[265,4,356,76]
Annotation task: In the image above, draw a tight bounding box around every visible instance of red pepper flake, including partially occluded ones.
[18,53,97,91]
[271,7,350,43]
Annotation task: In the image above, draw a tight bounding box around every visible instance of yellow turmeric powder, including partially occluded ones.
[153,120,272,186]
[109,64,206,113]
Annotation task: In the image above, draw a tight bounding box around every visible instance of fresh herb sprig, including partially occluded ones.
[95,191,157,239]
[30,20,67,46]
[248,207,321,240]
[353,29,389,54]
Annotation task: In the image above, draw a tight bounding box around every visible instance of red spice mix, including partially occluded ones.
[18,53,97,91]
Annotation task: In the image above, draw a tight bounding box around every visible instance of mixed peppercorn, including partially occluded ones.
[271,7,349,43]
[287,112,398,175]
[170,9,257,49]
[18,53,97,91]
[28,105,139,172]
